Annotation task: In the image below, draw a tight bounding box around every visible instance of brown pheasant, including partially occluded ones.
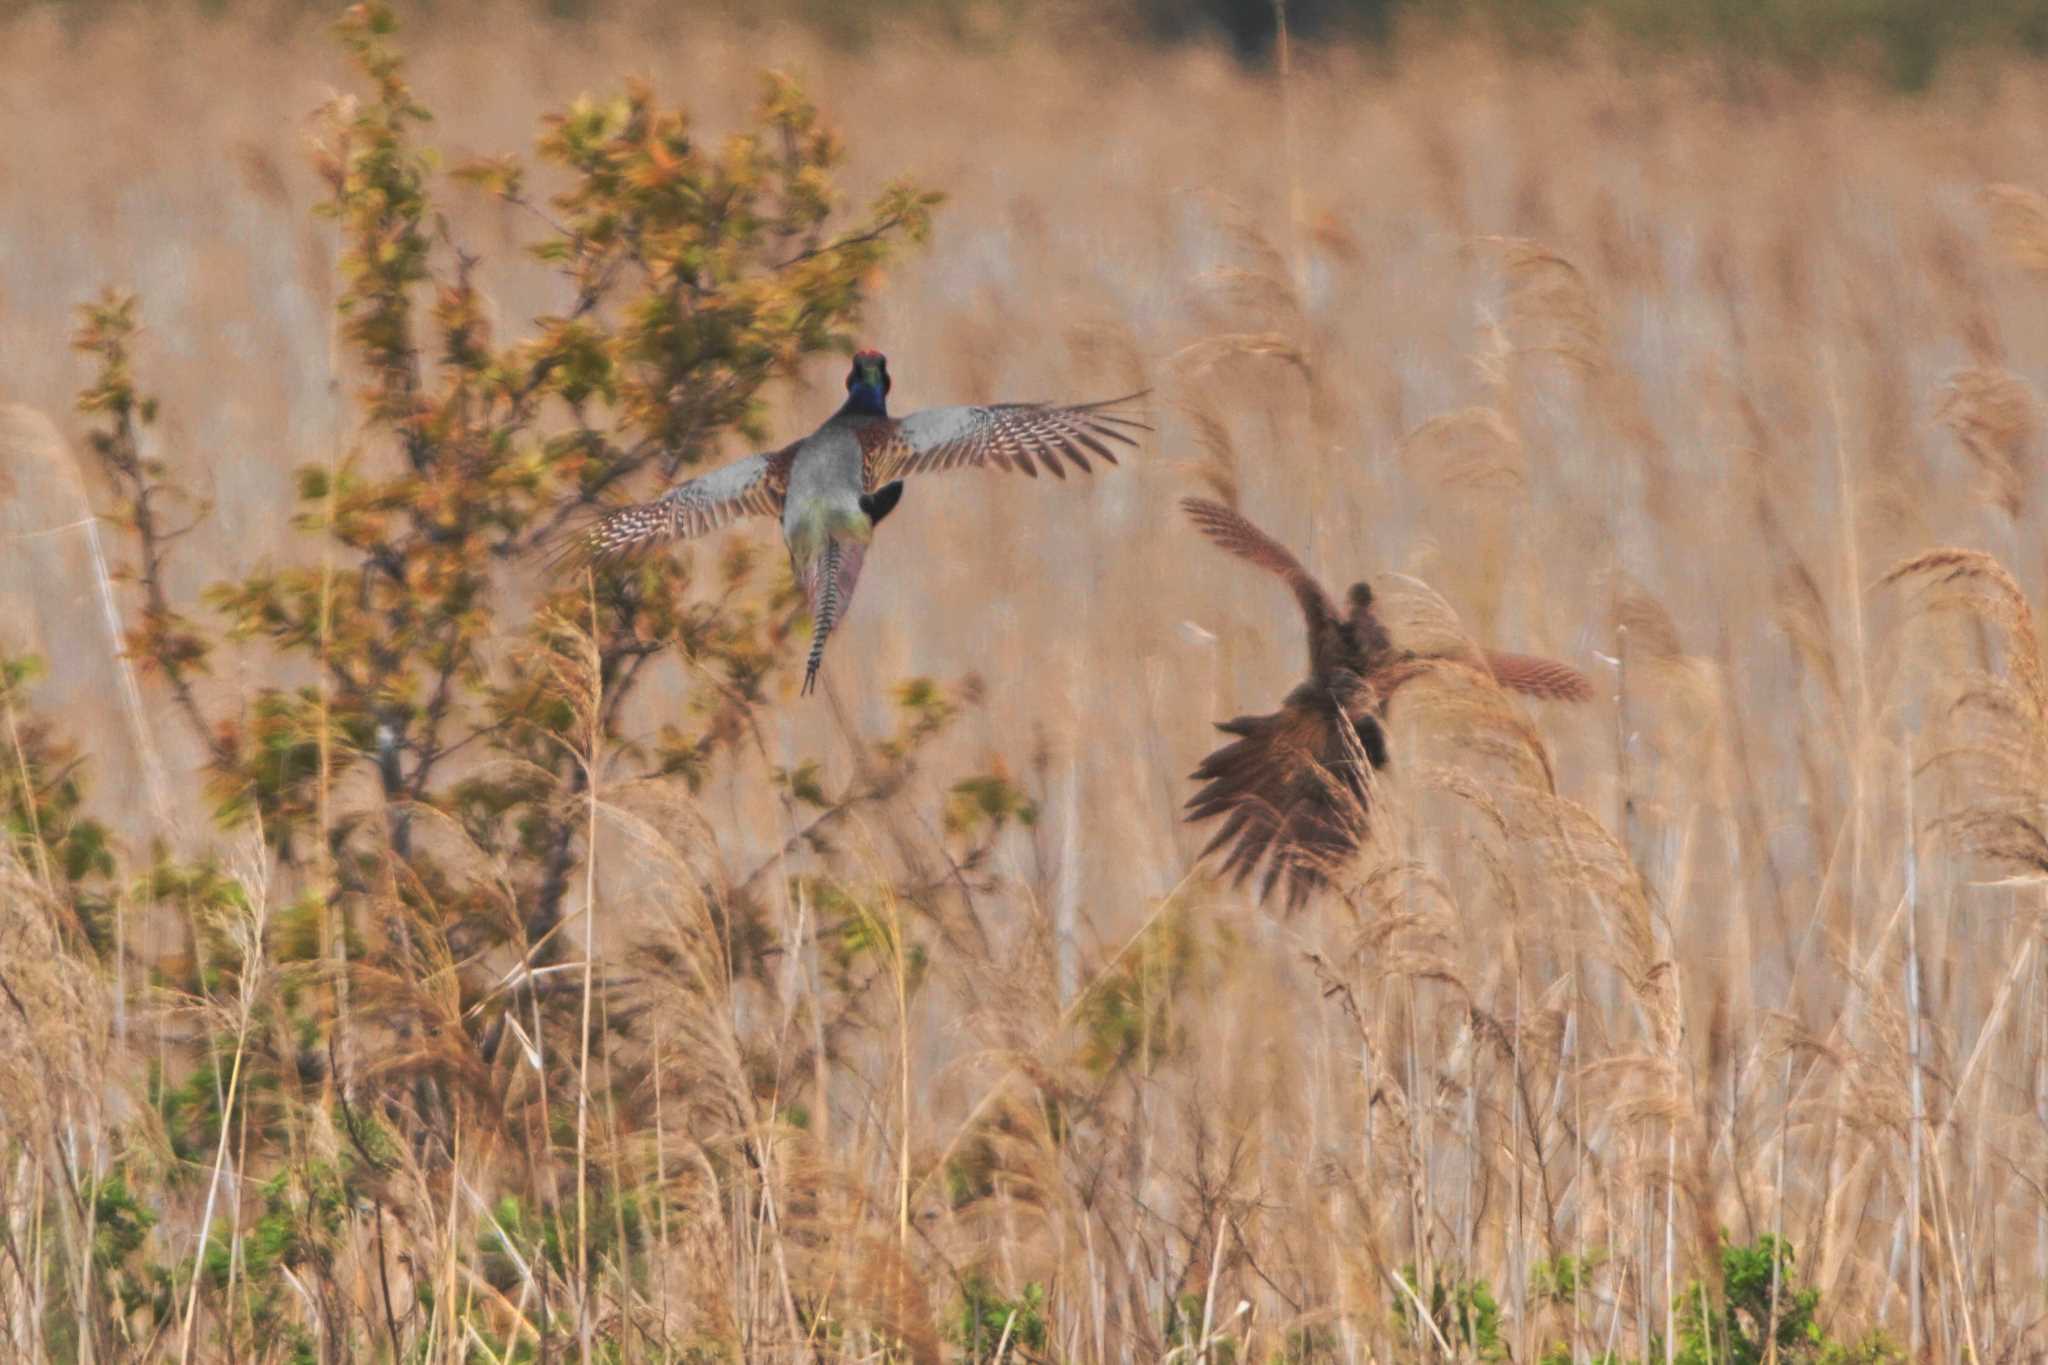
[1181,496,1593,910]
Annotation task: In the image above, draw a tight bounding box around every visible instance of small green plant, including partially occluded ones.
[1392,1264,1503,1361]
[1531,1249,1606,1306]
[1164,1289,1242,1362]
[1276,1324,1342,1363]
[951,1271,1049,1361]
[0,650,118,951]
[1076,905,1221,1076]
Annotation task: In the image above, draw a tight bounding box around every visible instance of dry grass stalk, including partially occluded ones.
[1983,183,2048,276]
[1936,366,2041,518]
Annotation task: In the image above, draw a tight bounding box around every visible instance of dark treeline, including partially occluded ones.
[7,0,2047,88]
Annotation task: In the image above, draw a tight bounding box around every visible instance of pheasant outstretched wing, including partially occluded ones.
[550,445,796,572]
[1181,496,1343,659]
[861,394,1148,487]
[1185,686,1382,913]
[1181,497,1322,594]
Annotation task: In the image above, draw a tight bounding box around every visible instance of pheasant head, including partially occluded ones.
[845,349,891,416]
[1346,581,1393,661]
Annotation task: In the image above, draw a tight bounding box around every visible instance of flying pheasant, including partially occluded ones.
[1180,496,1593,910]
[557,351,1147,693]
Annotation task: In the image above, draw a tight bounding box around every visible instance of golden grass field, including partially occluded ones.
[5,3,2048,1360]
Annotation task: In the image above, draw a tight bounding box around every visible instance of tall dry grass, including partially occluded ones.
[3,4,2048,1360]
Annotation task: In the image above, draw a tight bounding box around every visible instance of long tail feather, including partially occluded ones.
[802,540,840,695]
[799,536,868,696]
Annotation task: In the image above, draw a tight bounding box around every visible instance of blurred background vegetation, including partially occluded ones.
[6,0,2048,87]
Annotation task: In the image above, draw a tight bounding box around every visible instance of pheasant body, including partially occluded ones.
[782,434,877,694]
[1181,496,1592,910]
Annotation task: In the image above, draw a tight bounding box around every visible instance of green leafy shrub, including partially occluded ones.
[21,3,970,1356]
[1672,1236,1902,1365]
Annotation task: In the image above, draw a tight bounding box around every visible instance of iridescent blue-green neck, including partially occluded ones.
[840,381,889,418]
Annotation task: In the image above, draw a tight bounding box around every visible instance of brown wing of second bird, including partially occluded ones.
[1180,497,1593,910]
[1180,495,1354,679]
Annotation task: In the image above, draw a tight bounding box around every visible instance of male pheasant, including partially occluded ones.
[560,351,1147,693]
[1181,496,1593,911]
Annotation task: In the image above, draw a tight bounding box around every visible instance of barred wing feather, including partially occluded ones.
[1179,495,1342,618]
[1180,497,1316,588]
[551,446,794,572]
[863,394,1148,487]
